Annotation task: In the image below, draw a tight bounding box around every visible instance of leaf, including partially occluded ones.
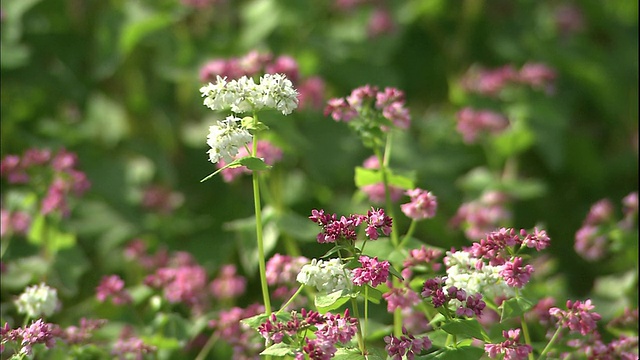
[241,312,292,330]
[315,289,351,314]
[388,263,405,281]
[440,318,490,341]
[354,167,415,189]
[260,342,297,357]
[334,348,367,360]
[238,156,271,171]
[119,2,174,57]
[276,210,320,242]
[362,285,382,304]
[500,296,534,321]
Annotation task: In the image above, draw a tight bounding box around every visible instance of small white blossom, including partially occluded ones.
[444,250,513,298]
[206,116,253,164]
[15,283,59,318]
[200,74,299,115]
[297,258,353,293]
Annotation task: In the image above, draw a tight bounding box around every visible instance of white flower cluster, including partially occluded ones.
[444,251,513,298]
[296,258,353,293]
[14,283,59,318]
[206,116,253,163]
[200,73,299,115]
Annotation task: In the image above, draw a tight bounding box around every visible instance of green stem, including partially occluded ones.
[194,332,219,360]
[537,326,563,360]
[520,317,534,360]
[363,286,369,343]
[251,115,271,317]
[400,220,417,246]
[350,298,367,355]
[278,284,304,313]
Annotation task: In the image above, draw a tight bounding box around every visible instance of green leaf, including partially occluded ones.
[440,318,490,341]
[419,345,485,360]
[241,312,292,330]
[500,296,534,321]
[362,285,382,304]
[119,2,174,57]
[334,348,367,360]
[354,167,415,189]
[388,263,405,281]
[276,211,320,242]
[260,342,297,357]
[238,156,271,171]
[315,289,351,313]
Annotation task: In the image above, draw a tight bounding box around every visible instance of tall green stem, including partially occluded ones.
[252,115,271,316]
[537,326,562,360]
[350,298,367,355]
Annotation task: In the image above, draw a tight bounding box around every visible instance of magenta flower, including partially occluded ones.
[265,55,300,83]
[549,299,602,336]
[209,303,264,358]
[469,227,521,266]
[403,245,443,271]
[209,264,246,300]
[297,76,326,110]
[352,255,390,287]
[499,257,534,288]
[484,328,532,360]
[361,155,404,203]
[455,107,509,144]
[460,65,518,96]
[521,227,551,251]
[518,62,557,92]
[574,225,607,261]
[450,191,512,241]
[303,338,337,360]
[316,310,358,344]
[383,286,421,312]
[96,275,132,305]
[364,207,393,240]
[401,188,438,220]
[384,329,431,360]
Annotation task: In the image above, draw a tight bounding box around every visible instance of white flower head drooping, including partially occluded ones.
[200,74,299,115]
[296,258,353,293]
[15,283,59,318]
[206,116,253,164]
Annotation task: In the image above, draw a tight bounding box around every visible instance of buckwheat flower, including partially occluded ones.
[15,283,59,318]
[324,97,358,122]
[316,310,358,344]
[259,73,299,115]
[521,227,551,251]
[144,264,209,312]
[444,250,512,298]
[384,329,431,360]
[460,65,518,96]
[367,7,396,38]
[401,188,438,220]
[456,107,509,144]
[574,225,607,261]
[403,245,443,271]
[525,297,556,326]
[210,264,246,300]
[96,275,132,305]
[621,191,638,229]
[22,148,51,167]
[346,84,377,108]
[41,178,69,216]
[217,140,283,182]
[469,227,521,266]
[499,257,534,288]
[352,255,390,287]
[60,318,108,345]
[383,286,420,312]
[297,76,326,110]
[518,62,557,93]
[141,184,184,214]
[16,319,57,355]
[206,115,253,164]
[265,55,300,83]
[303,338,337,360]
[309,210,360,243]
[450,191,512,241]
[585,198,614,225]
[364,207,393,240]
[112,327,157,360]
[484,329,532,360]
[550,299,602,336]
[296,258,352,293]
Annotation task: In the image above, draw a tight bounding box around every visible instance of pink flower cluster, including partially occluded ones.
[140,184,184,215]
[111,326,157,359]
[484,328,532,360]
[351,255,390,287]
[209,264,247,301]
[208,304,264,359]
[460,62,557,96]
[199,50,325,110]
[575,192,638,261]
[360,155,404,204]
[309,207,392,243]
[421,277,486,317]
[1,148,91,217]
[450,191,512,241]
[216,140,283,182]
[258,309,357,360]
[401,188,438,220]
[455,107,509,144]
[383,286,421,313]
[468,227,550,266]
[402,245,443,272]
[144,260,209,312]
[549,299,602,336]
[1,319,56,355]
[96,275,132,305]
[324,85,410,130]
[384,328,432,360]
[0,209,30,238]
[332,1,397,38]
[266,254,309,308]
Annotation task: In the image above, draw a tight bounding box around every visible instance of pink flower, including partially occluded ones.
[352,255,390,287]
[297,76,326,110]
[574,225,607,261]
[549,299,602,336]
[403,245,443,271]
[361,155,403,203]
[401,188,438,220]
[367,7,396,38]
[384,329,431,360]
[499,257,534,288]
[209,265,246,300]
[96,275,132,305]
[484,328,532,360]
[518,62,557,93]
[265,55,299,83]
[456,107,509,143]
[364,207,393,240]
[384,286,420,312]
[521,227,551,251]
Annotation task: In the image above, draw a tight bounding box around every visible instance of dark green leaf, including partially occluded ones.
[500,296,534,321]
[260,342,297,356]
[440,318,490,341]
[315,289,351,313]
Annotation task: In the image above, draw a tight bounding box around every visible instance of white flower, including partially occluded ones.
[206,116,253,163]
[15,283,59,318]
[297,258,352,293]
[444,250,513,298]
[200,74,298,115]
